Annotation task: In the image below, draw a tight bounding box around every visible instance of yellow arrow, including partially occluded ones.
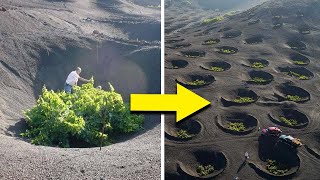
[130,84,210,122]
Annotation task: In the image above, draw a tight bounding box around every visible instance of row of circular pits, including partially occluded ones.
[200,21,309,47]
[167,147,300,179]
[167,61,313,87]
[180,46,239,58]
[173,35,263,49]
[165,60,231,73]
[166,113,304,178]
[167,59,311,83]
[223,84,314,106]
[165,112,258,141]
[176,40,307,57]
[202,36,262,46]
[171,73,310,103]
[169,38,309,58]
[170,68,274,87]
[166,59,269,70]
[173,73,271,90]
[198,15,309,39]
[171,22,309,49]
[166,107,309,142]
[176,40,306,58]
[166,52,310,70]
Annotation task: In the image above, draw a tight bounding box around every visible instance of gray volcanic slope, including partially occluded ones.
[165,0,320,179]
[0,0,160,179]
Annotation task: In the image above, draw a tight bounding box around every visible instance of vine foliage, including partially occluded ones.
[22,81,144,147]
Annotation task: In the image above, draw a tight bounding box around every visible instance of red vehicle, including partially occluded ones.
[261,127,282,136]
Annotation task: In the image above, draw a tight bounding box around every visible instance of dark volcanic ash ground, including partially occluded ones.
[0,0,161,179]
[165,0,320,179]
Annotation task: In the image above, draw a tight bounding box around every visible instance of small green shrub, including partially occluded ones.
[292,61,307,65]
[286,95,303,102]
[220,48,236,54]
[279,116,298,126]
[196,165,215,176]
[234,97,254,103]
[209,66,224,72]
[202,16,224,25]
[266,159,289,175]
[176,129,192,139]
[287,71,309,80]
[187,79,206,86]
[249,77,270,83]
[227,122,246,132]
[203,40,219,45]
[251,62,266,68]
[22,81,144,147]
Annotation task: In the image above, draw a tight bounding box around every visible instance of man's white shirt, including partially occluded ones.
[66,71,80,86]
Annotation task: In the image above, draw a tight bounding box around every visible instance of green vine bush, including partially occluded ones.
[279,116,298,126]
[227,122,246,132]
[233,97,254,103]
[196,165,215,176]
[186,79,206,86]
[266,159,289,175]
[22,81,144,148]
[176,129,192,139]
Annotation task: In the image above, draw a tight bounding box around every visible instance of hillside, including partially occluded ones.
[0,0,161,179]
[165,0,320,179]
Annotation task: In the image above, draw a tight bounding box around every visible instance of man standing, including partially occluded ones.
[245,152,249,160]
[64,67,91,93]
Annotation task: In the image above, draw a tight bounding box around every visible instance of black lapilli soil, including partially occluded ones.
[165,0,320,179]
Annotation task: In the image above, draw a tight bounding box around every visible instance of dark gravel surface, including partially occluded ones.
[0,125,160,180]
[0,0,161,179]
[165,0,320,179]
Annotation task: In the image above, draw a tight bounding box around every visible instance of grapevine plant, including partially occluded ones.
[176,129,192,139]
[22,81,144,148]
[196,164,215,176]
[187,79,206,86]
